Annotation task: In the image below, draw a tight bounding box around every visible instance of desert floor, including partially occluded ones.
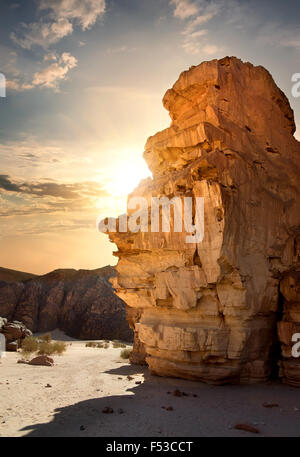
[0,330,299,437]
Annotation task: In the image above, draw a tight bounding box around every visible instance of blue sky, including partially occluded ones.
[0,0,299,273]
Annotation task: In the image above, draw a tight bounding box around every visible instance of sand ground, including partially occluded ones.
[0,331,299,437]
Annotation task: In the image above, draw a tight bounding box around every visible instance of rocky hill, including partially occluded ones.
[0,267,37,283]
[0,266,133,342]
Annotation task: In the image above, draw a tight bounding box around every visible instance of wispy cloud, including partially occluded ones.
[7,52,77,92]
[32,52,77,90]
[11,0,106,50]
[0,174,108,218]
[257,22,300,51]
[39,0,106,31]
[172,1,300,56]
[170,0,199,20]
[11,18,73,50]
[0,174,107,199]
[7,0,106,92]
[170,0,223,55]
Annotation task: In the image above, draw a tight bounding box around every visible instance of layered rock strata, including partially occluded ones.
[107,57,300,384]
[0,266,133,342]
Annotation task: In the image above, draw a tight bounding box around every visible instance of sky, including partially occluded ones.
[0,0,299,274]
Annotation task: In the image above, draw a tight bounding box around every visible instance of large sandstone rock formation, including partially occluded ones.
[107,57,300,384]
[0,266,133,342]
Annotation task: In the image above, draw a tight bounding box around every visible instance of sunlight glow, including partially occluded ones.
[96,155,152,219]
[105,159,151,197]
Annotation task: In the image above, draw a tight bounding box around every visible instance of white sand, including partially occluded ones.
[0,334,299,437]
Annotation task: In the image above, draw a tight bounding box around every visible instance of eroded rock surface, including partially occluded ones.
[107,57,300,384]
[0,266,133,342]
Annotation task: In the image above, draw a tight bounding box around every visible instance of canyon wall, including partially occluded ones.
[107,57,300,384]
[0,266,133,342]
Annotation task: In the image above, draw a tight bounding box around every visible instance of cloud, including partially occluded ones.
[10,18,73,50]
[203,44,222,54]
[11,0,106,50]
[170,0,222,55]
[0,175,107,200]
[280,38,300,49]
[183,7,220,34]
[187,29,208,39]
[6,52,77,92]
[0,174,108,219]
[32,52,77,90]
[170,0,199,20]
[39,0,106,30]
[0,175,20,192]
[8,1,106,92]
[257,22,300,51]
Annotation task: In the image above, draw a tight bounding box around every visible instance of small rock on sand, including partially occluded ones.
[102,407,114,414]
[234,423,260,434]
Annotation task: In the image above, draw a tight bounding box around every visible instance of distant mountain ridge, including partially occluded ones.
[0,267,37,283]
[0,265,132,342]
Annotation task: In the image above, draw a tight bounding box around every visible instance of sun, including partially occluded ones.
[105,159,151,197]
[95,157,152,218]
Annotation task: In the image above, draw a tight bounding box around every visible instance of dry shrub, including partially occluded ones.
[37,341,55,356]
[120,348,132,359]
[38,340,67,356]
[38,333,52,342]
[21,336,67,358]
[21,336,39,359]
[113,341,126,348]
[85,342,97,348]
[52,341,67,355]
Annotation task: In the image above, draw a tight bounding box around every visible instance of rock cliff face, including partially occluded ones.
[107,57,300,384]
[0,266,133,342]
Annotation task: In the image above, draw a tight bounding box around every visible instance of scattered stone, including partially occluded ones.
[262,402,279,408]
[172,389,189,397]
[135,381,142,385]
[172,389,182,397]
[45,384,52,388]
[234,423,260,434]
[162,406,174,411]
[80,425,85,431]
[117,408,124,414]
[127,376,134,381]
[102,407,114,414]
[17,359,28,364]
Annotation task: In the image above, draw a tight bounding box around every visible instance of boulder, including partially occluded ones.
[29,355,54,367]
[0,319,33,351]
[2,321,29,342]
[6,341,18,352]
